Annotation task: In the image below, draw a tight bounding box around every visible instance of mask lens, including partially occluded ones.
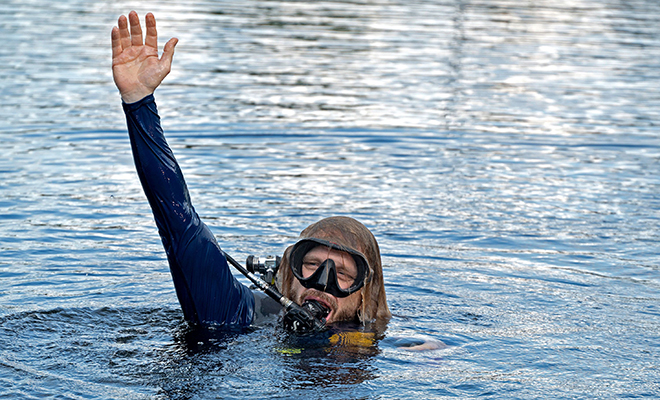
[290,238,371,298]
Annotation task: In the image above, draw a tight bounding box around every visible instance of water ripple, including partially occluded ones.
[1,0,659,398]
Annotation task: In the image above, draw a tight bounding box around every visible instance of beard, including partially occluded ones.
[293,288,361,323]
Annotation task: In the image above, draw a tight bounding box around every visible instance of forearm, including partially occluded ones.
[122,95,255,326]
[122,95,193,242]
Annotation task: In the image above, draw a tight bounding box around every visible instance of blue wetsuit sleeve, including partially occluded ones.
[122,95,254,327]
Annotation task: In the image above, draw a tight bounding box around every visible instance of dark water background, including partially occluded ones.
[1,0,659,398]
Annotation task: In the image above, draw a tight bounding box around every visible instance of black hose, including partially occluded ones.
[222,250,327,333]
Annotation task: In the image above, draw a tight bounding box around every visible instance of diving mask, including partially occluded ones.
[289,238,372,298]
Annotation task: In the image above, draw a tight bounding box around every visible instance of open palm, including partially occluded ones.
[111,12,178,103]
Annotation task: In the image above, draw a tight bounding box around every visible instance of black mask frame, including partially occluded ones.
[289,237,372,298]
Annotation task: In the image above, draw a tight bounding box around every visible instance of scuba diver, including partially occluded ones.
[110,11,391,334]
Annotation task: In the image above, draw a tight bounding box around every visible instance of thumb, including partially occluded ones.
[160,37,178,69]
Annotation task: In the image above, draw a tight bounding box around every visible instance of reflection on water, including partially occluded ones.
[281,358,377,390]
[276,331,381,391]
[1,0,659,399]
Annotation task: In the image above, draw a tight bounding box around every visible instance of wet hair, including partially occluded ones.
[277,216,391,324]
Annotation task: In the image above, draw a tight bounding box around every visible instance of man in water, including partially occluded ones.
[111,11,390,329]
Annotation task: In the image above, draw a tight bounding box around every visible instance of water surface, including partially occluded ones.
[1,0,659,398]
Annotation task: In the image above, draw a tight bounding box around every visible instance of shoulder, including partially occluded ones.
[251,291,283,326]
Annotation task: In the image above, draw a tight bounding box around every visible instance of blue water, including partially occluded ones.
[1,0,659,398]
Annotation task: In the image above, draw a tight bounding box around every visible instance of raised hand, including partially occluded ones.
[111,11,178,103]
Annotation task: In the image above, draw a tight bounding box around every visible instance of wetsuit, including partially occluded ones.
[123,95,280,327]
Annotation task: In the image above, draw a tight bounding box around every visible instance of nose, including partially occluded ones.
[316,259,335,288]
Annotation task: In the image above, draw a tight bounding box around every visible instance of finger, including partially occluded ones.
[144,12,158,49]
[118,14,131,50]
[129,11,143,47]
[160,37,179,70]
[111,26,123,59]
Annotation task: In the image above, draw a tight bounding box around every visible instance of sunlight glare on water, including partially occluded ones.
[0,0,659,399]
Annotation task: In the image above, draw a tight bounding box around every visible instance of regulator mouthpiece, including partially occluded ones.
[302,299,331,320]
[281,300,330,334]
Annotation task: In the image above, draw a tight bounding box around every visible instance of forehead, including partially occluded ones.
[304,245,357,266]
